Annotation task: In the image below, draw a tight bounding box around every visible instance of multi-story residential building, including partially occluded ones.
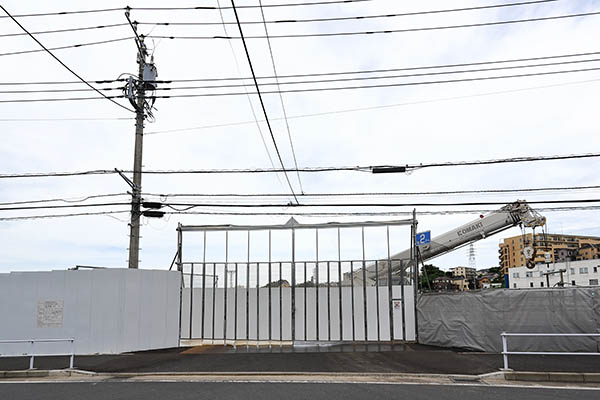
[499,233,600,276]
[508,259,600,289]
[450,266,476,279]
[577,244,600,261]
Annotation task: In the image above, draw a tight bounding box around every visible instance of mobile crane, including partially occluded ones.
[358,200,547,284]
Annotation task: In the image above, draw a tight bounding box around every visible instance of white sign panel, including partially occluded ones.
[37,300,64,328]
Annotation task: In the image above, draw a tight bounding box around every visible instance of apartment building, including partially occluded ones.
[508,259,600,289]
[499,233,600,276]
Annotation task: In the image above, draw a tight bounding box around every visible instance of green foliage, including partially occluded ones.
[420,264,445,289]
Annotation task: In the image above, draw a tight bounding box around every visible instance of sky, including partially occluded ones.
[1,0,599,275]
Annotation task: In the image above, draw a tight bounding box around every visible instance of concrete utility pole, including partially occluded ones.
[128,36,146,269]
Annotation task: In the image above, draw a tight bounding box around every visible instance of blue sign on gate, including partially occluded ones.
[415,231,431,246]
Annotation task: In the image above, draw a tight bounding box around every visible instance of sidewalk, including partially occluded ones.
[0,343,598,375]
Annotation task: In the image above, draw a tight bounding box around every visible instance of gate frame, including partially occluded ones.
[176,217,418,347]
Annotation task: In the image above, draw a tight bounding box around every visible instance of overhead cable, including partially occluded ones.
[0,117,133,121]
[138,1,560,27]
[258,0,304,194]
[148,10,600,40]
[0,210,130,221]
[147,66,600,98]
[142,185,600,198]
[0,22,128,38]
[5,66,599,103]
[148,57,600,91]
[230,0,299,204]
[3,198,600,212]
[0,1,379,19]
[1,152,598,179]
[0,36,132,58]
[214,0,283,194]
[164,205,600,217]
[0,5,133,113]
[3,205,599,221]
[5,49,599,86]
[144,77,600,135]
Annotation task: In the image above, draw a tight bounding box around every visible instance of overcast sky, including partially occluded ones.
[1,0,599,274]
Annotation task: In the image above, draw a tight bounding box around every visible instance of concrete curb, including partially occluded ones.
[1,369,599,385]
[504,372,600,383]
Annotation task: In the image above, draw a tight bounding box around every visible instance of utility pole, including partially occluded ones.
[124,10,159,269]
[128,35,145,269]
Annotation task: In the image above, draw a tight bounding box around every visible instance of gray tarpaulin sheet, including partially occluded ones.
[417,288,600,352]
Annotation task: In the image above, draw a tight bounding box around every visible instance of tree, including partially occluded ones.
[420,264,446,289]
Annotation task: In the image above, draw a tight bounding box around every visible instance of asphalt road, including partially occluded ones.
[0,382,598,400]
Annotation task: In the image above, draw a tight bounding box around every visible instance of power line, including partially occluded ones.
[0,22,128,38]
[0,36,132,58]
[6,184,598,209]
[146,66,600,98]
[0,1,378,19]
[138,1,560,27]
[144,77,600,136]
[1,152,598,179]
[152,50,600,84]
[214,0,284,196]
[7,65,599,103]
[142,185,600,199]
[6,49,600,86]
[148,10,600,40]
[3,205,599,222]
[164,205,600,217]
[230,0,299,204]
[149,57,600,91]
[3,198,600,213]
[0,86,123,94]
[258,0,304,194]
[0,193,127,207]
[0,0,556,35]
[0,210,129,221]
[0,5,133,113]
[0,117,133,121]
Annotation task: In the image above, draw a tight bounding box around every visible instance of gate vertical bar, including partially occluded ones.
[268,230,272,348]
[189,263,194,340]
[304,261,307,341]
[234,262,238,348]
[350,260,356,342]
[361,227,368,342]
[201,231,207,341]
[400,260,406,341]
[246,230,250,349]
[315,229,319,341]
[256,261,260,347]
[387,226,394,342]
[211,262,216,343]
[279,261,282,346]
[327,260,331,342]
[337,227,343,342]
[291,228,296,343]
[375,260,380,342]
[223,232,229,345]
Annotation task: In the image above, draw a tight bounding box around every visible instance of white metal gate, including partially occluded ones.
[176,219,418,348]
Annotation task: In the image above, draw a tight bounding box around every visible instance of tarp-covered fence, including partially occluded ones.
[417,288,600,352]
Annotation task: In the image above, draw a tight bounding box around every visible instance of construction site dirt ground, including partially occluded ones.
[0,343,599,374]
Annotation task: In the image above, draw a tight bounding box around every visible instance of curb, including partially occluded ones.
[504,372,600,383]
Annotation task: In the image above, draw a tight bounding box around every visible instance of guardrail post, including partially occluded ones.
[502,332,509,370]
[69,339,74,369]
[29,340,34,369]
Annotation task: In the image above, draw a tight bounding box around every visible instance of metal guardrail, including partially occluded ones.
[501,332,600,370]
[0,338,75,369]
